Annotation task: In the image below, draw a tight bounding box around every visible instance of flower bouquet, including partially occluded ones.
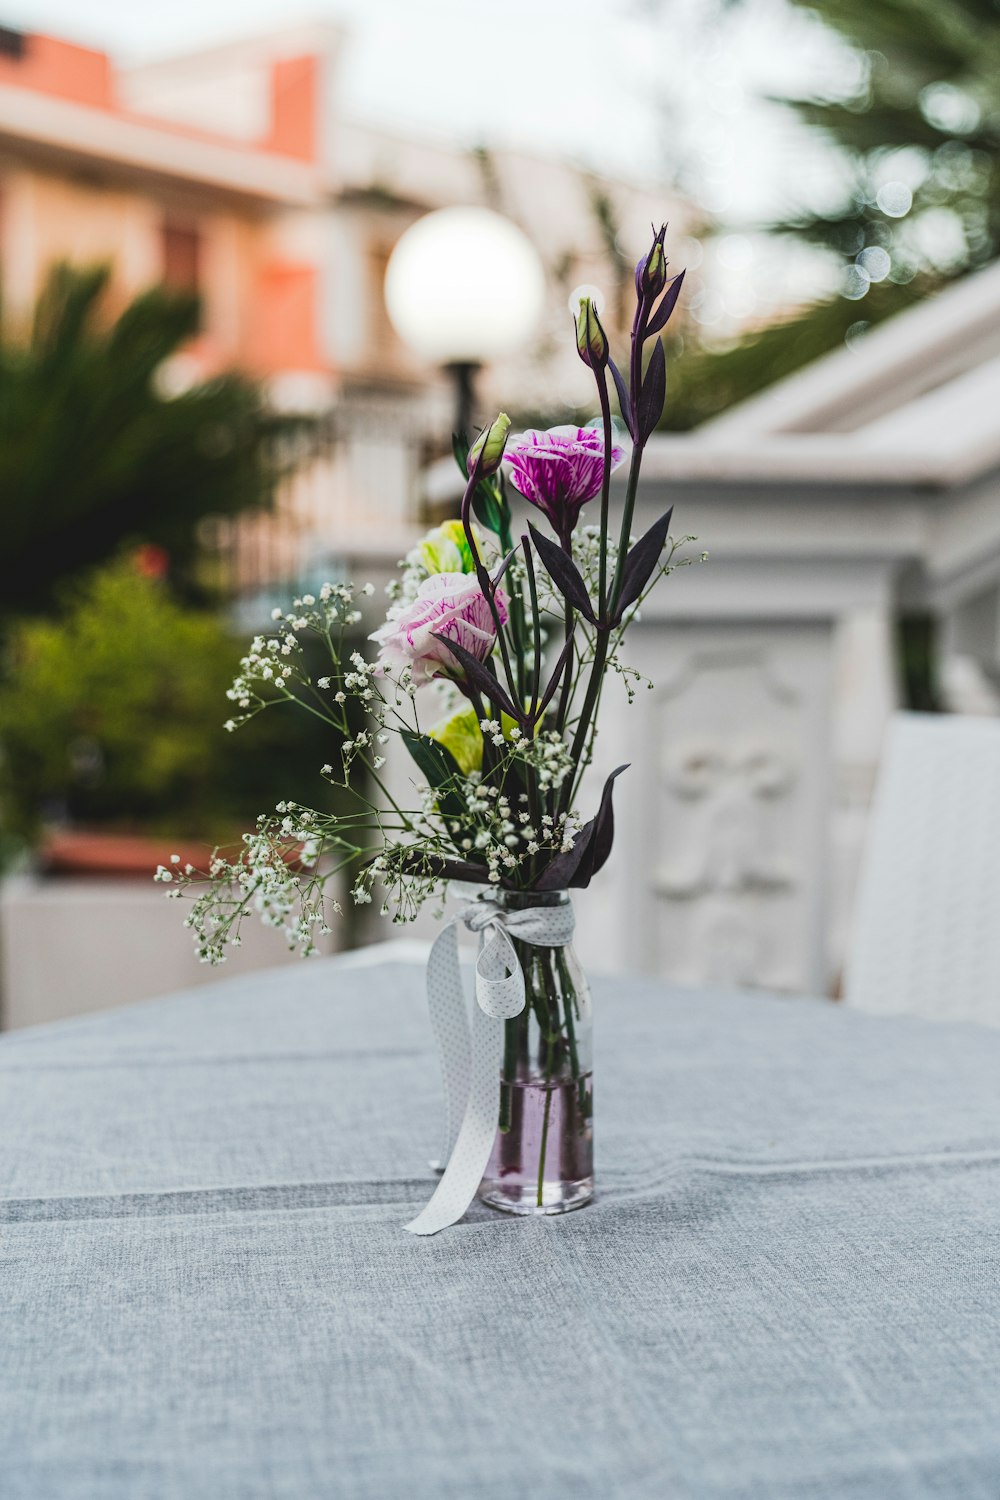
[161,225,692,1235]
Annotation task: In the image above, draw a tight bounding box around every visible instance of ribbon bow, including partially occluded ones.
[405,893,576,1236]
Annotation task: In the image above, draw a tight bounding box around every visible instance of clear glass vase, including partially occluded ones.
[478,890,594,1216]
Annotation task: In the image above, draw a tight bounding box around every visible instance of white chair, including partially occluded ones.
[843,712,1000,1025]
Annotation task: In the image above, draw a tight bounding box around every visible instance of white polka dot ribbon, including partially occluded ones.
[405,893,576,1236]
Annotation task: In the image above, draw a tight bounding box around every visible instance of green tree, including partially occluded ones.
[0,263,309,614]
[663,0,1000,428]
[778,0,1000,286]
[0,558,344,854]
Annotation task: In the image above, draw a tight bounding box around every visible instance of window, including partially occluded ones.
[160,219,201,294]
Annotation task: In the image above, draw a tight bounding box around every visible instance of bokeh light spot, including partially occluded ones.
[876,181,913,218]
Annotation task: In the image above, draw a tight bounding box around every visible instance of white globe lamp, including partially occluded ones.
[384,206,546,433]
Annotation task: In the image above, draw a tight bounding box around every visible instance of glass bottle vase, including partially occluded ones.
[478,890,594,1216]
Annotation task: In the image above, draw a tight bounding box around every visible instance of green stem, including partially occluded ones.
[537,1089,553,1209]
[608,441,645,621]
[560,630,609,814]
[555,599,575,735]
[521,537,543,718]
[558,439,647,815]
[557,947,581,1082]
[499,1013,518,1133]
[556,946,588,1115]
[499,508,528,704]
[534,948,564,1202]
[595,369,614,617]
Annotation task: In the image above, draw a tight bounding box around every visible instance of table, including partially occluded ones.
[3,947,1000,1499]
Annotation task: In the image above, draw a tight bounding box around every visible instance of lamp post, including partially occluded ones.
[384,206,546,439]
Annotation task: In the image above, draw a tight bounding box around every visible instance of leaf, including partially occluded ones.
[491,545,519,589]
[472,477,505,535]
[588,764,629,878]
[613,507,673,623]
[527,524,597,624]
[535,765,629,890]
[533,629,576,723]
[609,358,634,439]
[451,431,470,473]
[431,634,517,719]
[400,730,467,823]
[645,270,685,337]
[535,819,596,891]
[637,337,666,443]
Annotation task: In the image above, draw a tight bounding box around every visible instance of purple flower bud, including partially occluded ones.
[636,223,669,302]
[467,411,511,479]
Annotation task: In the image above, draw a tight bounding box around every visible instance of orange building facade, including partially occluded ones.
[0,22,687,585]
[0,27,329,393]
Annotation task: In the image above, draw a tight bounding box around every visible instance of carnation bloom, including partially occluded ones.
[502,425,627,545]
[370,572,508,687]
[429,705,484,775]
[418,520,476,577]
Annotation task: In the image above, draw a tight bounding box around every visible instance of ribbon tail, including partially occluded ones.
[405,1000,503,1236]
[425,919,472,1169]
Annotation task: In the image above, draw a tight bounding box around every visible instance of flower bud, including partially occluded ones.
[636,223,669,301]
[573,294,609,370]
[467,411,511,478]
[419,520,475,576]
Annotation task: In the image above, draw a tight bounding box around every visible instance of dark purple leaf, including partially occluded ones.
[645,269,685,337]
[535,764,629,890]
[532,629,576,723]
[613,507,673,623]
[491,546,519,589]
[637,337,666,443]
[588,764,629,878]
[431,634,517,718]
[609,358,634,439]
[528,524,597,624]
[535,818,596,891]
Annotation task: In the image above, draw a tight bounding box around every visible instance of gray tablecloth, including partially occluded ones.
[3,947,1000,1500]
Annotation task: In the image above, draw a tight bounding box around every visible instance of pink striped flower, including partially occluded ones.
[502,425,627,545]
[370,573,508,687]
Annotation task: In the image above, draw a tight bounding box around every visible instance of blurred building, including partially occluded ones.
[562,257,1000,995]
[0,21,687,590]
